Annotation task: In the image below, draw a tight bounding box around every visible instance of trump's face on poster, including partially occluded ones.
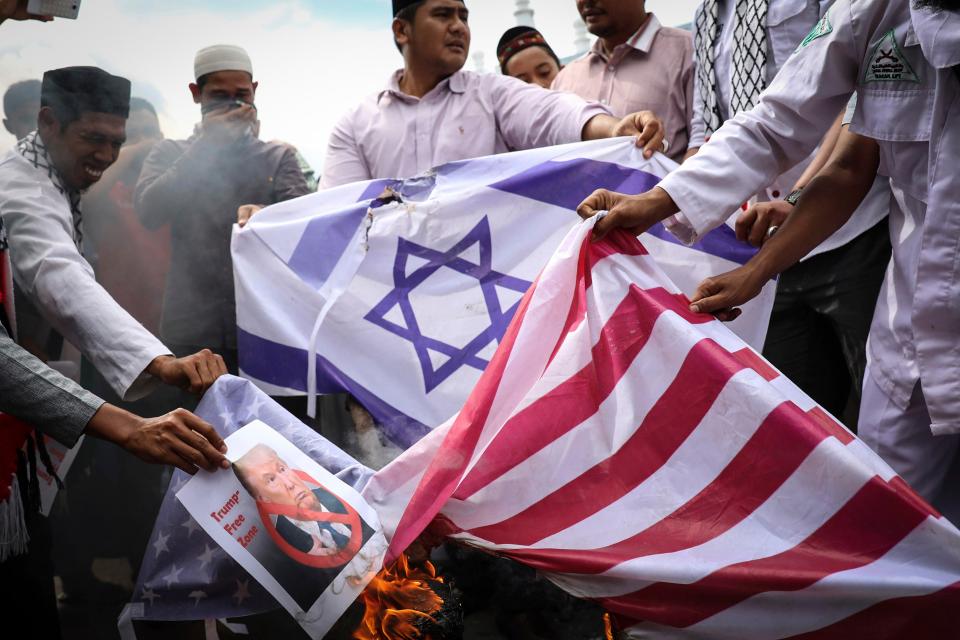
[235,443,323,517]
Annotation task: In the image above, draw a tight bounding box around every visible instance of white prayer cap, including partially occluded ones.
[193,44,253,81]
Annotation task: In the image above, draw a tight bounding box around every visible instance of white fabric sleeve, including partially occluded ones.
[657,0,863,242]
[487,73,611,150]
[319,108,374,190]
[1,165,169,400]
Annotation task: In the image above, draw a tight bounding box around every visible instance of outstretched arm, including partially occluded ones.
[689,129,880,320]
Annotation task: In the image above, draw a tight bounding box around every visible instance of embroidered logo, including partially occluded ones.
[863,29,920,83]
[798,13,832,48]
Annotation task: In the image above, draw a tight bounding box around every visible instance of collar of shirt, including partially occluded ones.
[909,4,960,69]
[590,12,661,65]
[378,68,468,105]
[15,131,84,249]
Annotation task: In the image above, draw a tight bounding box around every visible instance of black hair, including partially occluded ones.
[45,102,81,128]
[129,96,157,116]
[3,79,41,118]
[394,1,424,53]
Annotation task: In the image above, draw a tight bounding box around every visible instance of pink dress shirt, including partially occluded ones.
[551,14,695,163]
[320,69,610,189]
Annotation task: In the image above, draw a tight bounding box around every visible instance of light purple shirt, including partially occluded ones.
[551,14,695,163]
[908,4,960,436]
[320,69,610,189]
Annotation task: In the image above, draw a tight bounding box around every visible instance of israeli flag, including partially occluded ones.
[233,139,774,448]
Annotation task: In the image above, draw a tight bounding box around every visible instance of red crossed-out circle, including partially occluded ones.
[256,470,363,569]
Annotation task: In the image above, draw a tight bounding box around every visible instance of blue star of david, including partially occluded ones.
[364,216,531,393]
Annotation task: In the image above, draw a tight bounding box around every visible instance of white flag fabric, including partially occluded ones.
[362,217,960,639]
[233,139,775,447]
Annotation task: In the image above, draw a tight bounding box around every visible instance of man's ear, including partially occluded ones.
[189,82,202,104]
[37,107,60,137]
[393,17,411,51]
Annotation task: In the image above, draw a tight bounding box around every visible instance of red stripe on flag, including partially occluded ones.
[466,338,747,545]
[806,407,855,445]
[454,285,713,501]
[550,228,651,364]
[546,234,594,366]
[499,401,824,571]
[783,580,960,639]
[590,229,649,259]
[887,475,941,519]
[386,231,652,559]
[599,476,929,628]
[385,273,539,560]
[730,347,780,382]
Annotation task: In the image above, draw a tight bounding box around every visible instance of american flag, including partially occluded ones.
[362,218,960,639]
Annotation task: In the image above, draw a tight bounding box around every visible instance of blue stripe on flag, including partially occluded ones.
[237,328,433,448]
[490,158,757,266]
[286,180,395,290]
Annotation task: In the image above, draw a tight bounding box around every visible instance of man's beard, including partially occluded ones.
[914,0,960,11]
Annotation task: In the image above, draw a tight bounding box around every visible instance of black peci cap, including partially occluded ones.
[41,66,131,120]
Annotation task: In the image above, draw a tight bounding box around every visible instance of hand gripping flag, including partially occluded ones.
[233,139,775,448]
[119,376,374,635]
[361,218,960,640]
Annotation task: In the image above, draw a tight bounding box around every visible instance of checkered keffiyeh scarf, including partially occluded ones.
[694,0,770,138]
[16,132,84,251]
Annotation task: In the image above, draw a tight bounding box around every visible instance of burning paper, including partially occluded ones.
[177,420,387,639]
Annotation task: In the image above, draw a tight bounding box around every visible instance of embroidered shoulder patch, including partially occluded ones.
[798,13,832,48]
[863,29,920,83]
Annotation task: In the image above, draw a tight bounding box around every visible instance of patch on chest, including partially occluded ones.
[798,13,832,49]
[863,29,920,84]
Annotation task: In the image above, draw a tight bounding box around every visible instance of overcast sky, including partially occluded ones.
[0,0,699,172]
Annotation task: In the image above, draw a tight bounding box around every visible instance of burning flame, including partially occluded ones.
[354,553,445,640]
[603,612,614,640]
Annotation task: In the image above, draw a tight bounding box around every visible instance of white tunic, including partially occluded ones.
[689,0,888,259]
[0,149,169,400]
[908,5,960,436]
[659,0,960,434]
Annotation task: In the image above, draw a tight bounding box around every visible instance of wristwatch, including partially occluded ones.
[784,188,804,206]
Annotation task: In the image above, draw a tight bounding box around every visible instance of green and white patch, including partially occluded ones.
[798,13,832,49]
[863,29,920,83]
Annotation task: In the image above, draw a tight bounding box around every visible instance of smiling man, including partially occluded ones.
[0,66,228,401]
[318,0,666,189]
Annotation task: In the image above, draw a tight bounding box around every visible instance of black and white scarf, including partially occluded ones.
[16,131,84,251]
[694,0,770,138]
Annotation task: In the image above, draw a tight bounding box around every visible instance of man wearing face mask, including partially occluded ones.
[578,0,960,508]
[136,45,310,379]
